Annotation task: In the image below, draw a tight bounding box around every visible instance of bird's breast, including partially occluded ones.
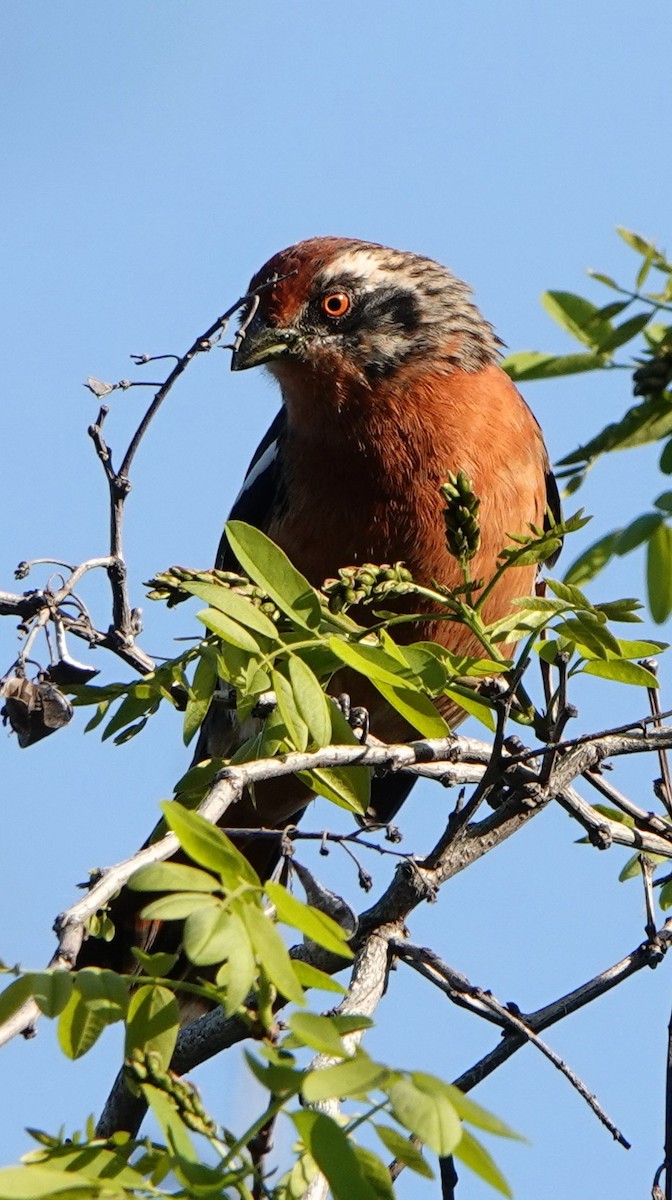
[269,363,549,624]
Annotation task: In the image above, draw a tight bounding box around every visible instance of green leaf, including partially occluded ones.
[131,949,180,977]
[592,803,635,827]
[616,226,661,258]
[214,912,257,1013]
[352,1146,395,1200]
[374,681,450,738]
[291,961,347,994]
[615,638,667,659]
[620,852,667,883]
[545,578,592,609]
[124,984,179,1068]
[139,892,221,921]
[289,1011,348,1056]
[554,616,621,658]
[183,649,218,746]
[181,581,280,639]
[226,521,323,630]
[659,438,672,474]
[619,853,644,882]
[129,862,218,893]
[595,312,651,354]
[326,1015,375,1037]
[582,659,658,687]
[272,668,309,751]
[454,1128,513,1197]
[614,513,663,555]
[560,394,672,469]
[501,350,605,381]
[0,1165,107,1197]
[287,656,332,746]
[265,882,354,957]
[142,1082,197,1164]
[541,291,610,349]
[20,1146,148,1190]
[184,903,247,966]
[57,989,107,1060]
[397,644,449,694]
[101,691,157,742]
[443,683,495,731]
[648,524,672,623]
[655,492,672,514]
[297,766,371,815]
[387,1075,462,1156]
[593,598,643,622]
[292,1110,378,1200]
[435,1081,522,1138]
[373,1124,434,1178]
[161,801,260,888]
[587,270,620,290]
[302,1053,389,1102]
[75,969,127,1017]
[659,880,672,910]
[197,607,262,653]
[241,903,305,1005]
[0,976,35,1025]
[84,699,112,732]
[29,972,73,1019]
[594,300,630,322]
[328,637,416,688]
[245,1049,303,1096]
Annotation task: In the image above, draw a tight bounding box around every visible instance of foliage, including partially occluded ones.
[502,228,672,622]
[5,232,672,1198]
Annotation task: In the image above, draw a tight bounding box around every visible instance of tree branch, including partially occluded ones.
[393,941,630,1147]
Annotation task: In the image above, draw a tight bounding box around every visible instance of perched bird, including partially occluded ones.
[80,237,559,969]
[201,237,559,834]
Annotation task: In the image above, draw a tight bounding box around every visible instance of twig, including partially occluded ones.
[393,942,630,1147]
[503,709,672,767]
[643,660,672,820]
[453,917,672,1097]
[582,768,672,838]
[556,785,672,858]
[4,279,284,685]
[303,927,398,1200]
[642,855,658,939]
[0,735,476,1048]
[666,1003,672,1200]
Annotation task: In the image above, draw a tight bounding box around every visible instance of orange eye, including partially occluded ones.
[321,291,351,319]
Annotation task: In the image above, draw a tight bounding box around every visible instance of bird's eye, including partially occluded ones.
[321,291,351,319]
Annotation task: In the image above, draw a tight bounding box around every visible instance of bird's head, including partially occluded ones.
[231,237,500,386]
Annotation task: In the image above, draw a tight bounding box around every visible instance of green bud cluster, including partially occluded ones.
[322,562,414,613]
[147,567,281,621]
[127,1050,218,1137]
[441,471,481,563]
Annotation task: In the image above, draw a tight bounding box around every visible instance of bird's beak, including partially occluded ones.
[230,312,298,372]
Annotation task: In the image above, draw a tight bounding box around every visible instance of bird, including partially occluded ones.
[201,236,559,832]
[78,236,560,969]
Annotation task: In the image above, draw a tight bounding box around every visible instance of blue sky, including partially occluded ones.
[2,3,672,1196]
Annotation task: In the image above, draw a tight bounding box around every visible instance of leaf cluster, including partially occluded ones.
[0,801,518,1199]
[502,228,672,621]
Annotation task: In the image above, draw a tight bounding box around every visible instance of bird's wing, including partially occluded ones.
[215,408,287,570]
[543,467,563,567]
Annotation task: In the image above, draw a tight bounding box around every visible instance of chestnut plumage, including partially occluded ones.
[78,237,559,979]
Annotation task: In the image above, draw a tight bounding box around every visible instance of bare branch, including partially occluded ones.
[303,927,398,1200]
[557,785,672,857]
[394,942,630,1147]
[453,917,672,1096]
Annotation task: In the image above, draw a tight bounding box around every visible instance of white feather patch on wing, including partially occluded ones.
[232,438,279,507]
